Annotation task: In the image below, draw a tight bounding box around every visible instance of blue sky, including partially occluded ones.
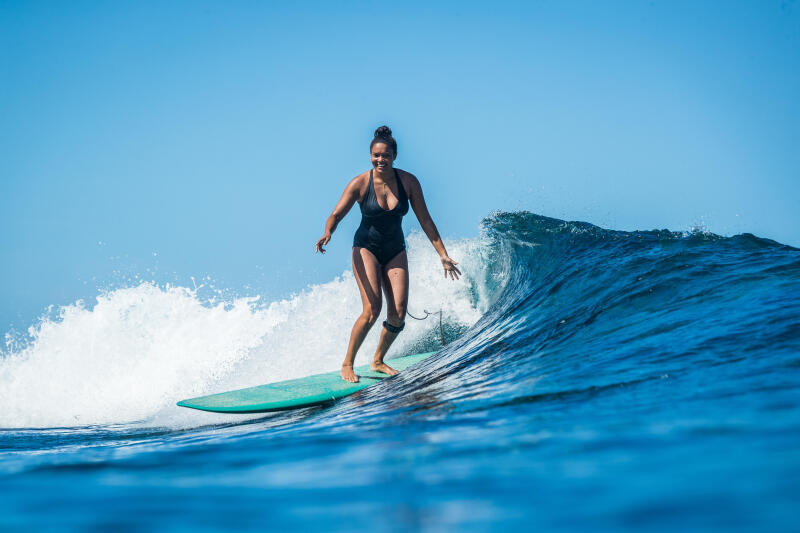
[1,0,798,333]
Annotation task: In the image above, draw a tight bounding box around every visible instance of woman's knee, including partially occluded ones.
[362,303,382,325]
[387,304,406,325]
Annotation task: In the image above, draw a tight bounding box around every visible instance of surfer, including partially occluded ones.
[316,126,461,382]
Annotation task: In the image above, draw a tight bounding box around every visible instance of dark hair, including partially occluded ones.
[370,125,397,157]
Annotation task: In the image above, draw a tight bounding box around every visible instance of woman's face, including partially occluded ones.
[371,142,395,171]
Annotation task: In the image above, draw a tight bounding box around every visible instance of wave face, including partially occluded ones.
[1,212,799,531]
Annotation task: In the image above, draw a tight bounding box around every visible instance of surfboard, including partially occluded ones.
[176,351,436,413]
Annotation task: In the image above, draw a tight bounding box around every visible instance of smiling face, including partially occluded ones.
[370,142,395,172]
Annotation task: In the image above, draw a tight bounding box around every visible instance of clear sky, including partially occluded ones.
[1,0,799,333]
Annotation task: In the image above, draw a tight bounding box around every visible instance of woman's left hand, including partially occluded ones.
[441,256,461,280]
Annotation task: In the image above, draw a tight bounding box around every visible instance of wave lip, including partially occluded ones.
[417,211,800,414]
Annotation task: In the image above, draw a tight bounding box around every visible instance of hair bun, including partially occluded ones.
[370,124,398,156]
[374,125,393,138]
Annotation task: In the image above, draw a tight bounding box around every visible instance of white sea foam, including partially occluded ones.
[0,233,492,429]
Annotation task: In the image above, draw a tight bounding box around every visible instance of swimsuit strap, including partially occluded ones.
[359,169,375,208]
[395,168,407,203]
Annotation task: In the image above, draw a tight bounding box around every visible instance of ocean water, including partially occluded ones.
[1,212,798,532]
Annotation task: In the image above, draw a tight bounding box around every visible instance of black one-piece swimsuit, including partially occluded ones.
[353,168,409,266]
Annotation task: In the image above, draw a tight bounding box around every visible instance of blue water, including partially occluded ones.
[1,212,799,531]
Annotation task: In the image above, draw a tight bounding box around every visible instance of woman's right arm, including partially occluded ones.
[315,177,362,254]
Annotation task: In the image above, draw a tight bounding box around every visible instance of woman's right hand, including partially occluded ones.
[315,233,331,254]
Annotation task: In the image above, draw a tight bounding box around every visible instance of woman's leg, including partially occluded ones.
[341,247,384,382]
[371,250,409,375]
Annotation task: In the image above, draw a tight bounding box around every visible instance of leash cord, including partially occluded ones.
[406,309,446,346]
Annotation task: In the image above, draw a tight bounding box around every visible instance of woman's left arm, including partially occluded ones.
[405,173,461,280]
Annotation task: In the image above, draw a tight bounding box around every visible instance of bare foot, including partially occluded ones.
[341,364,359,383]
[370,361,399,376]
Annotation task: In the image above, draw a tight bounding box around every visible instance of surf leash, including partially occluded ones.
[406,309,446,346]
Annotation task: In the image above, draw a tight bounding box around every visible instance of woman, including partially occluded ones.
[315,126,461,382]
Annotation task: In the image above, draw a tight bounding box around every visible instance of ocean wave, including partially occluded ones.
[2,212,798,431]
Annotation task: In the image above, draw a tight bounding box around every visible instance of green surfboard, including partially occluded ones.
[177,351,436,413]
